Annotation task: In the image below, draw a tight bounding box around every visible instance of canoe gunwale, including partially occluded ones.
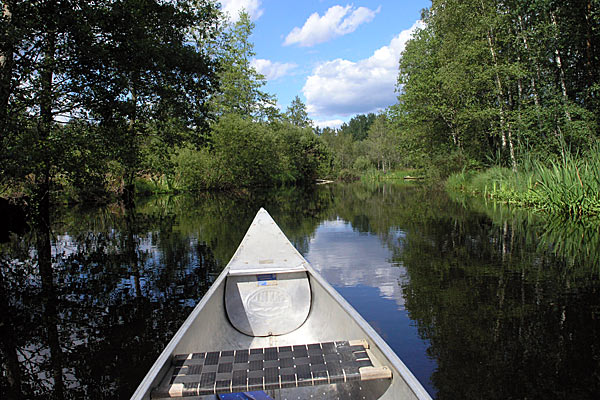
[304,265,432,400]
[130,266,231,400]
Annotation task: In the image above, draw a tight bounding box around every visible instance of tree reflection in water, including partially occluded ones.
[0,188,331,399]
[0,200,221,399]
[1,184,599,399]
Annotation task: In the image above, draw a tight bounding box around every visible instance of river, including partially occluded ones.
[1,182,598,399]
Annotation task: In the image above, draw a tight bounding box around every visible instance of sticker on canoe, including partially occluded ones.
[256,273,277,286]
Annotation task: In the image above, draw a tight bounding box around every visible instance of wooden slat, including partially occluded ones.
[360,366,392,381]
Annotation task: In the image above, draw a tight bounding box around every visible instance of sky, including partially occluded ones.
[219,0,430,128]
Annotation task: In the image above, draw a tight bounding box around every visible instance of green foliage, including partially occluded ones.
[172,116,332,190]
[284,96,312,128]
[209,11,276,120]
[447,145,600,219]
[211,113,280,187]
[395,0,600,173]
[338,169,360,182]
[353,156,373,172]
[532,149,600,217]
[173,146,222,191]
[273,122,332,183]
[320,129,355,172]
[0,0,221,205]
[363,113,402,172]
[338,113,376,141]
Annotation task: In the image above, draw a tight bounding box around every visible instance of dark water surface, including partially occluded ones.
[1,183,599,399]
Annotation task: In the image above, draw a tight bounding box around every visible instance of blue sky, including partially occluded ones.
[219,0,430,128]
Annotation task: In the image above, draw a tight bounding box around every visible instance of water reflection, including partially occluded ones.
[1,183,599,399]
[0,188,333,399]
[306,219,407,307]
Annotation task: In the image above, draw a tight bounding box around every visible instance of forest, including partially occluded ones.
[327,0,600,217]
[1,0,599,219]
[0,1,330,214]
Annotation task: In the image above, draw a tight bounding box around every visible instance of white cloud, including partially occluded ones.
[303,20,423,118]
[250,59,297,81]
[314,119,345,129]
[220,0,263,22]
[284,5,380,47]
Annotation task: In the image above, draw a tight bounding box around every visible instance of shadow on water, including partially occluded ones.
[1,183,599,399]
[0,186,333,399]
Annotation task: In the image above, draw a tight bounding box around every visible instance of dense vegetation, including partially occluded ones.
[0,2,331,215]
[1,0,599,219]
[397,0,599,169]
[397,0,600,218]
[313,0,600,203]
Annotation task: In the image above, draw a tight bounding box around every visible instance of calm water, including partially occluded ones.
[1,183,599,399]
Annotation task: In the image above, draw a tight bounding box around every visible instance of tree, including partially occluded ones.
[321,129,355,171]
[338,113,377,141]
[209,11,276,121]
[211,114,281,187]
[395,0,599,174]
[0,0,221,205]
[285,96,312,128]
[365,114,401,172]
[87,0,221,201]
[274,123,331,183]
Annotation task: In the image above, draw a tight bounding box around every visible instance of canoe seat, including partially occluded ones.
[151,340,392,398]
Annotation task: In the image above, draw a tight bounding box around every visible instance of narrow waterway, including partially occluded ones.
[1,183,598,399]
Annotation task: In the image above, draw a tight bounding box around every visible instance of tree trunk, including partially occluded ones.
[0,1,14,133]
[0,271,22,399]
[551,12,572,122]
[126,204,142,298]
[517,15,541,110]
[584,0,596,87]
[516,56,525,128]
[485,24,517,171]
[124,80,138,205]
[35,20,57,245]
[38,222,65,399]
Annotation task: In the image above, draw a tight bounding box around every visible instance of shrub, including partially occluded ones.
[338,169,359,182]
[353,155,373,172]
[174,147,223,191]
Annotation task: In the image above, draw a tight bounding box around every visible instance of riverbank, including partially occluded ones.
[446,147,600,220]
[335,168,424,183]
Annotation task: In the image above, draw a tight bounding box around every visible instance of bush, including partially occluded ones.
[425,150,476,181]
[338,169,359,182]
[174,147,223,191]
[274,122,332,183]
[353,155,372,172]
[212,114,281,188]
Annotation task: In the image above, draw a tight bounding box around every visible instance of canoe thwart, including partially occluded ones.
[152,340,391,398]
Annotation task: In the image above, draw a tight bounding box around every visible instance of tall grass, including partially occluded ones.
[446,144,600,219]
[532,148,600,217]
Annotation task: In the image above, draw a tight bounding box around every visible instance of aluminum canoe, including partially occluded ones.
[132,208,432,400]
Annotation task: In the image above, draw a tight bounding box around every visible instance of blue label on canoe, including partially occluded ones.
[256,273,276,285]
[220,392,274,400]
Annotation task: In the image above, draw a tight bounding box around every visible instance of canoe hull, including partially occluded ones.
[132,262,431,399]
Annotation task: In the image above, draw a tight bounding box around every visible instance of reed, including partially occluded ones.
[446,143,600,219]
[531,146,600,217]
